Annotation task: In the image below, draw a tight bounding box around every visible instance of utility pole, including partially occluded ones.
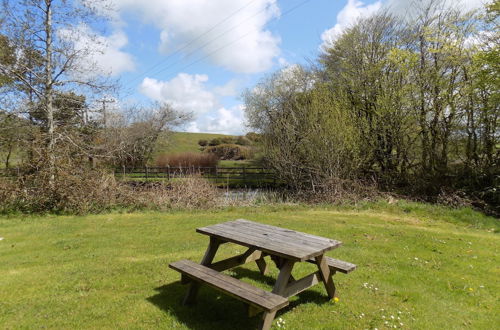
[99,98,115,127]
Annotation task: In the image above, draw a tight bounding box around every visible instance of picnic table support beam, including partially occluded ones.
[209,248,260,272]
[260,259,295,330]
[315,254,336,299]
[283,271,321,298]
[183,237,221,305]
[255,256,268,275]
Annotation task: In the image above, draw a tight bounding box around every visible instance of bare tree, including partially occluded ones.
[0,0,114,184]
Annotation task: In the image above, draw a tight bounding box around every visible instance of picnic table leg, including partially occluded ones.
[183,237,221,305]
[260,259,295,330]
[315,254,336,299]
[255,255,268,275]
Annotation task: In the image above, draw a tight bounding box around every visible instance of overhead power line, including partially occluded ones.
[124,0,311,87]
[147,0,312,80]
[121,0,259,86]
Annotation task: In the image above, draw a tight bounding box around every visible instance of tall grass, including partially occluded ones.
[155,152,218,167]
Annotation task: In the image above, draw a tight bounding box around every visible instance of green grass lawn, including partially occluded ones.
[0,203,498,329]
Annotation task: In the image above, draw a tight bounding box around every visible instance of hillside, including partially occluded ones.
[154,131,230,156]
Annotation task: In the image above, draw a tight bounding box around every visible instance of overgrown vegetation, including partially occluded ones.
[244,1,499,214]
[155,152,218,168]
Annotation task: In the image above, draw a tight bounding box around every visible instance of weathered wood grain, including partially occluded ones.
[306,256,357,274]
[197,219,341,261]
[170,259,289,312]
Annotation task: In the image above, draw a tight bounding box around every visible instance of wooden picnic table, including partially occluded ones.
[169,219,356,330]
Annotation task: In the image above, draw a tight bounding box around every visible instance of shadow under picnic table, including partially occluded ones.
[147,267,329,329]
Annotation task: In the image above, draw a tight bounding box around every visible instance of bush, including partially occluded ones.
[208,138,222,146]
[198,139,208,147]
[236,136,251,146]
[204,144,254,160]
[245,132,261,143]
[130,176,218,210]
[0,165,123,214]
[0,165,219,214]
[155,152,218,167]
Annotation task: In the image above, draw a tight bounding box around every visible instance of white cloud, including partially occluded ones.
[102,0,281,73]
[139,73,216,115]
[58,25,135,77]
[139,73,245,134]
[213,79,240,97]
[320,0,382,50]
[189,105,246,135]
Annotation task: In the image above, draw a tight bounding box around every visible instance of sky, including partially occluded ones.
[85,0,486,135]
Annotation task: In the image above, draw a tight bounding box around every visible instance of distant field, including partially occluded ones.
[154,132,229,156]
[152,132,253,168]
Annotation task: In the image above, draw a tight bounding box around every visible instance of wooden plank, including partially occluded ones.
[306,257,357,274]
[227,220,341,251]
[255,256,268,275]
[209,249,262,272]
[198,225,308,259]
[173,260,284,305]
[260,259,295,330]
[197,220,341,261]
[197,224,309,261]
[235,219,339,245]
[315,254,336,299]
[183,237,220,304]
[283,271,321,298]
[218,221,326,249]
[170,260,288,312]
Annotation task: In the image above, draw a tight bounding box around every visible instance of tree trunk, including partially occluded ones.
[44,0,55,186]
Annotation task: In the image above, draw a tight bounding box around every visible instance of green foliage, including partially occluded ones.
[204,143,254,160]
[245,4,499,208]
[209,138,222,146]
[197,139,208,147]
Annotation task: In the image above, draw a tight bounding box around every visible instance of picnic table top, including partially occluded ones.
[197,219,341,261]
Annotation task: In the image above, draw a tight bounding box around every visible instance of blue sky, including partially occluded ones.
[86,0,483,135]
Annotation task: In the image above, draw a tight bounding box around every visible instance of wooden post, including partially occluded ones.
[315,254,336,299]
[260,259,294,330]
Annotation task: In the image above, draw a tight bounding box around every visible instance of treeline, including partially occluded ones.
[244,1,499,210]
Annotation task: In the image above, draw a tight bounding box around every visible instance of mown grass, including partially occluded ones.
[0,203,498,329]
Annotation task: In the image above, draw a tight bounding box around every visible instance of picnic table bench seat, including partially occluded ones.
[306,256,357,274]
[169,259,289,312]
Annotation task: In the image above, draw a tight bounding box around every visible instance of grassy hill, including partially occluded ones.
[154,131,230,156]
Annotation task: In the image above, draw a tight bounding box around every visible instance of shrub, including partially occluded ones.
[0,165,123,214]
[208,138,222,146]
[236,136,251,146]
[198,139,208,147]
[155,152,218,167]
[130,176,218,210]
[204,144,254,160]
[220,136,235,144]
[245,132,261,142]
